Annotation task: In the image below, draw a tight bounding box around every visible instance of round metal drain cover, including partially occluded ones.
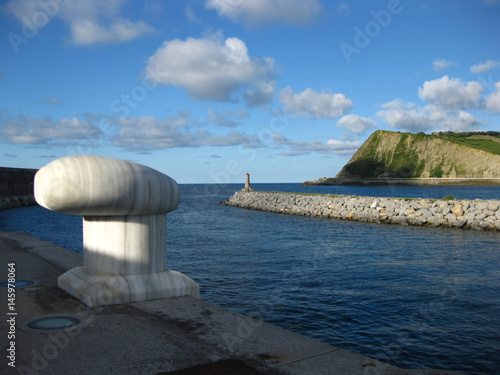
[28,316,80,330]
[0,280,34,287]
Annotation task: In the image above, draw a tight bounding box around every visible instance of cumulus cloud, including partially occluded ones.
[145,34,276,105]
[376,100,481,132]
[4,0,153,45]
[205,0,323,27]
[470,60,500,74]
[244,80,276,107]
[376,101,432,132]
[0,115,102,145]
[418,75,483,110]
[430,109,482,131]
[109,115,260,152]
[433,58,458,71]
[272,133,361,155]
[485,82,500,113]
[337,114,377,134]
[279,87,353,119]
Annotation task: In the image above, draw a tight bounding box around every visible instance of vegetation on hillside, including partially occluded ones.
[338,131,427,178]
[433,131,500,155]
[335,130,500,179]
[433,131,500,138]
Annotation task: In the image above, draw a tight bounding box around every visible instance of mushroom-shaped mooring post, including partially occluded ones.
[35,155,199,307]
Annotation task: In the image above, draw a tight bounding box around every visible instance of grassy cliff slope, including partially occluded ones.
[336,130,500,179]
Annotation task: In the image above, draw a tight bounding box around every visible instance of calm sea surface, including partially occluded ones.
[1,184,500,374]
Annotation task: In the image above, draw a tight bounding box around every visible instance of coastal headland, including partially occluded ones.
[303,130,500,186]
[221,191,500,231]
[303,177,500,186]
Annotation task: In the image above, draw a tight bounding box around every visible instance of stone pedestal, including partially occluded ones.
[35,155,199,307]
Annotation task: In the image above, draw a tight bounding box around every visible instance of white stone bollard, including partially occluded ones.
[34,155,199,306]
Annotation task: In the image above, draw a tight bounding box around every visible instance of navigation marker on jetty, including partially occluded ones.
[34,155,199,306]
[242,172,253,192]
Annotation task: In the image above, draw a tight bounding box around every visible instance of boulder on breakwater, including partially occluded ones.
[220,191,500,231]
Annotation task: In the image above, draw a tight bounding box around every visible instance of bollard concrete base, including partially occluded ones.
[58,266,199,307]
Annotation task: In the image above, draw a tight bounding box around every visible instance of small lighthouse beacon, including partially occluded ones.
[243,172,253,192]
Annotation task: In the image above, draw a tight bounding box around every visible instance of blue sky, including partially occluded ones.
[1,0,500,183]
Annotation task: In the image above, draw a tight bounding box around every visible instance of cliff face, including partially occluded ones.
[336,130,500,179]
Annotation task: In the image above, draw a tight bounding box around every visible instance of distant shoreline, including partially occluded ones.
[302,178,500,186]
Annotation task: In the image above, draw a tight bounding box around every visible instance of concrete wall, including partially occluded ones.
[221,191,500,231]
[0,167,38,196]
[0,167,38,210]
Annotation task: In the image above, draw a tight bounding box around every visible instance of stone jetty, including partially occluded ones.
[221,191,500,231]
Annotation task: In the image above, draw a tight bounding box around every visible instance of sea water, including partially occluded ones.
[1,184,499,374]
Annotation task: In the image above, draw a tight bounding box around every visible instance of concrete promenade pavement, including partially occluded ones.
[0,231,464,375]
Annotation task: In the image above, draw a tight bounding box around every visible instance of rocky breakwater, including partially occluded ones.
[221,191,500,231]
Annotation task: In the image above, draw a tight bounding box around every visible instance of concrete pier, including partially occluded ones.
[0,231,464,375]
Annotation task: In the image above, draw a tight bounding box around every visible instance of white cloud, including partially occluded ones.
[70,17,153,45]
[244,80,276,107]
[376,100,432,132]
[145,34,276,105]
[207,109,250,127]
[272,133,361,155]
[205,0,322,27]
[376,100,481,132]
[109,115,260,152]
[4,0,153,45]
[433,58,458,71]
[428,107,482,131]
[485,82,500,113]
[337,114,377,134]
[279,87,353,119]
[3,0,40,22]
[418,76,483,110]
[0,115,102,145]
[470,60,500,74]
